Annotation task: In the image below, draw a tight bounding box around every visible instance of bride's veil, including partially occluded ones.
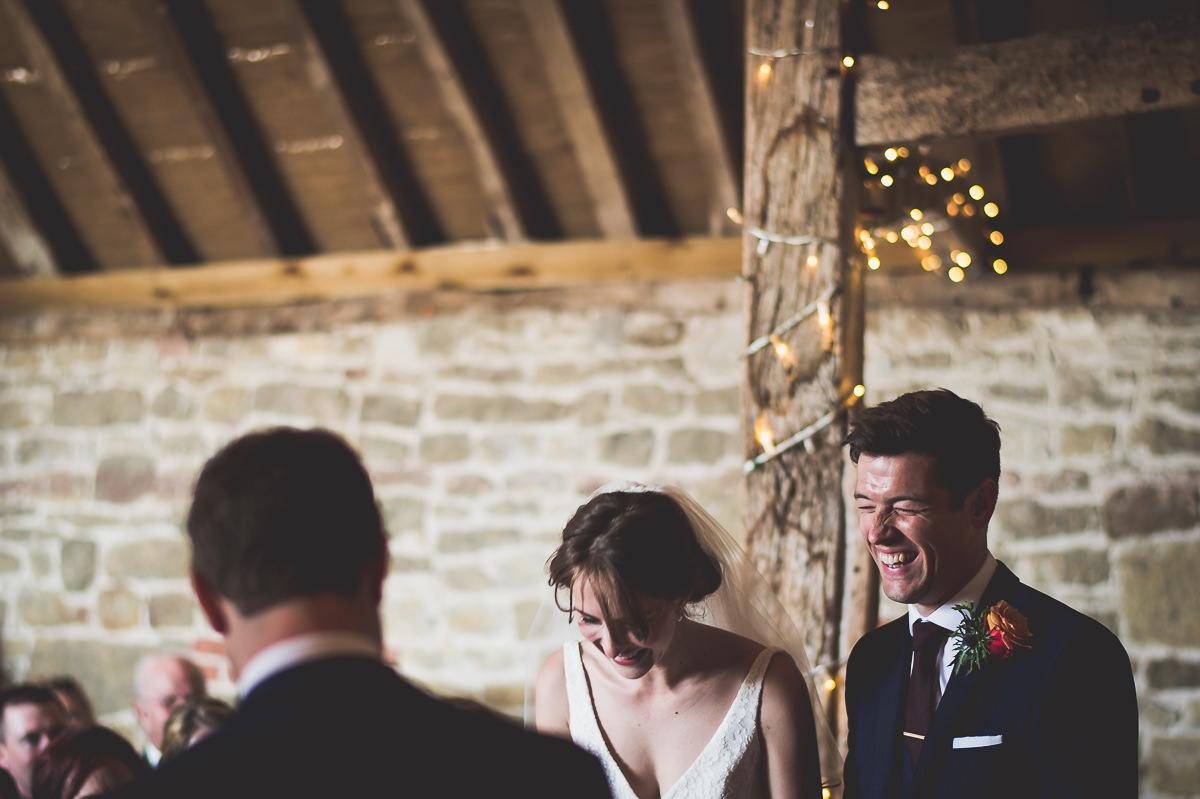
[523,480,843,789]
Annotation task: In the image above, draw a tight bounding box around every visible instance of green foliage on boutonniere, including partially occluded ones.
[951,600,1033,675]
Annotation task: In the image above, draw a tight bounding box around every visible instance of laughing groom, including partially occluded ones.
[841,389,1137,799]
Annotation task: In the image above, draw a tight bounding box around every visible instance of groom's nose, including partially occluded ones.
[865,507,896,540]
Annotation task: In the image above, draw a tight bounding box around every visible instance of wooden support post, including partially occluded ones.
[742,0,866,762]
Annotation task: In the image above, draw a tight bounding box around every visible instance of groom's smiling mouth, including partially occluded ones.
[879,551,915,567]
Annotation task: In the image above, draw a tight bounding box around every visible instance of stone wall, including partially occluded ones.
[1,270,1198,795]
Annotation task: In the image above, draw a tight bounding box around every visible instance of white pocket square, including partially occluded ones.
[952,735,1003,749]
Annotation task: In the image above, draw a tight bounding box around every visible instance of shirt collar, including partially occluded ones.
[236,631,381,698]
[907,551,997,636]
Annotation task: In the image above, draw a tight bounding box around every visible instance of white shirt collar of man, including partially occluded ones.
[907,552,998,697]
[236,632,382,698]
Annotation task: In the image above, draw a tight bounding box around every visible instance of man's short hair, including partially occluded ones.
[844,388,1001,506]
[133,654,205,698]
[187,427,386,617]
[0,684,62,738]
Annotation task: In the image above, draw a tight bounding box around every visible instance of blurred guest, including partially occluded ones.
[131,655,204,767]
[39,680,93,729]
[159,697,233,763]
[0,768,19,799]
[31,726,147,799]
[0,686,67,799]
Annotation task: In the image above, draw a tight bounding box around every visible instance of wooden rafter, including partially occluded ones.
[3,0,195,266]
[856,18,1200,146]
[520,0,637,239]
[0,236,740,311]
[0,158,56,278]
[395,0,525,242]
[660,0,739,236]
[131,0,314,257]
[285,0,442,250]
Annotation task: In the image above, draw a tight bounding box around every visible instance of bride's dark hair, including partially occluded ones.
[547,489,722,646]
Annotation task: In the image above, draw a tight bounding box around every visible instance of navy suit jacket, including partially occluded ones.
[843,562,1138,799]
[105,656,611,799]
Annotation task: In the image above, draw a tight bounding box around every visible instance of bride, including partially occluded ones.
[531,482,836,799]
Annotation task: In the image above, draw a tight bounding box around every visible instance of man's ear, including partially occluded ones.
[191,569,229,635]
[969,479,999,526]
[368,538,390,606]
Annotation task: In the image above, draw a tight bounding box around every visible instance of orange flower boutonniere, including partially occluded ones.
[951,600,1032,675]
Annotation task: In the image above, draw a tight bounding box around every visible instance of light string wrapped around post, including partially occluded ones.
[743,385,865,474]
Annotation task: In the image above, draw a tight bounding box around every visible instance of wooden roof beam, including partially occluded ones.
[0,158,57,278]
[660,0,739,236]
[520,0,637,239]
[394,0,526,242]
[3,0,196,266]
[131,0,314,257]
[285,0,442,250]
[856,18,1200,146]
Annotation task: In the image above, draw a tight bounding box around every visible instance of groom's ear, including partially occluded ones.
[969,479,999,525]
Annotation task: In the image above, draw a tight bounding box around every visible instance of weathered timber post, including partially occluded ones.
[741,0,866,755]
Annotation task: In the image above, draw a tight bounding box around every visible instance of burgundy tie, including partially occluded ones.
[904,620,950,764]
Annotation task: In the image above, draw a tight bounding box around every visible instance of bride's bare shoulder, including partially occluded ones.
[535,648,570,736]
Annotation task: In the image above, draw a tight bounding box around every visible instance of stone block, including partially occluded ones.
[358,436,410,465]
[433,395,568,423]
[201,386,250,423]
[14,438,70,467]
[481,683,526,712]
[1131,418,1200,455]
[1146,658,1200,689]
[667,429,735,464]
[389,555,432,573]
[28,640,155,715]
[148,593,195,627]
[437,528,520,554]
[445,475,495,496]
[1103,482,1199,538]
[599,429,654,467]
[480,434,539,462]
[150,386,194,420]
[98,588,141,629]
[0,551,17,573]
[992,499,1099,538]
[696,387,739,416]
[1146,736,1200,796]
[51,389,144,426]
[985,383,1049,403]
[1118,540,1200,647]
[419,434,470,463]
[380,496,424,533]
[361,395,421,426]
[1060,369,1129,411]
[624,315,683,347]
[19,591,85,625]
[1025,549,1110,587]
[1030,470,1090,493]
[105,539,189,580]
[1154,386,1200,414]
[95,455,156,503]
[1140,698,1181,729]
[576,391,610,426]
[254,384,349,422]
[442,567,492,590]
[1060,425,1116,457]
[621,385,684,416]
[0,402,35,429]
[447,603,506,634]
[61,540,95,591]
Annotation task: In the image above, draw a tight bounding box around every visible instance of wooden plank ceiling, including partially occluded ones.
[0,0,1197,308]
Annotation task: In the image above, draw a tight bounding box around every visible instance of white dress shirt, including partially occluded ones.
[907,552,998,706]
[236,631,382,699]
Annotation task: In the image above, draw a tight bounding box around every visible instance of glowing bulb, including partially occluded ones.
[842,55,855,68]
[884,148,898,161]
[954,251,972,267]
[921,222,934,235]
[823,789,832,799]
[952,193,966,205]
[909,208,923,221]
[862,238,875,251]
[993,258,1008,274]
[885,231,898,243]
[726,207,743,224]
[817,300,831,329]
[880,175,893,187]
[958,158,972,172]
[868,256,880,270]
[824,678,837,692]
[807,254,819,269]
[984,202,999,218]
[946,203,959,217]
[897,147,910,158]
[948,266,965,283]
[901,225,917,239]
[940,167,954,181]
[917,235,931,249]
[876,0,888,8]
[989,230,1004,245]
[921,254,941,271]
[759,62,772,76]
[854,384,866,397]
[918,166,930,177]
[864,158,879,175]
[969,185,985,200]
[772,337,790,359]
[962,204,976,217]
[755,413,775,452]
[924,173,938,185]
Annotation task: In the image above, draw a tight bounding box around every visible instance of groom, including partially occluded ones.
[841,389,1137,798]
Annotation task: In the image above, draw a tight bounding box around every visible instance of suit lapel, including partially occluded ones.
[907,564,1021,797]
[863,621,911,799]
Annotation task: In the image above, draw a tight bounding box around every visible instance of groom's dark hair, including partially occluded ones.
[844,388,1001,507]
